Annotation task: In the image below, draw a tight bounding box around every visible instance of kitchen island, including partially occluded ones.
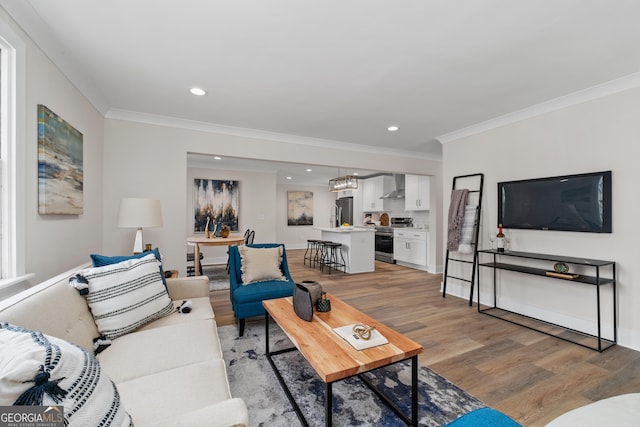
[313,227,375,273]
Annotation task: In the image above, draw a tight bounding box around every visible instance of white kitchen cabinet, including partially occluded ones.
[362,176,390,212]
[393,229,427,266]
[405,175,430,211]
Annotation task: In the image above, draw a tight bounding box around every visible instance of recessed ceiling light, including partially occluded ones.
[189,87,207,96]
[306,169,312,172]
[353,172,359,176]
[213,156,221,160]
[387,125,399,132]
[286,176,292,180]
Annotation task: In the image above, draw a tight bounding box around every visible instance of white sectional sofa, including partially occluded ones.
[0,262,248,427]
[545,393,640,426]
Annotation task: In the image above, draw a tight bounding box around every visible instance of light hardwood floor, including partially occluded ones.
[210,249,640,426]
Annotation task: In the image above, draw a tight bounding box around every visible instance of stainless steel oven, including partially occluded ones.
[374,227,394,263]
[375,217,413,264]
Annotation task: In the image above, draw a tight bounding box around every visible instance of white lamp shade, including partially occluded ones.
[117,198,163,228]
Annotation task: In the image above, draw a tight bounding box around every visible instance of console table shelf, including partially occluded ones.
[479,262,614,286]
[477,250,616,352]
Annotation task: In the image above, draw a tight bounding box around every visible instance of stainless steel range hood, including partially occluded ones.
[380,174,405,199]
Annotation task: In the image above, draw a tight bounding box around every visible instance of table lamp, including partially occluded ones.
[117,198,163,253]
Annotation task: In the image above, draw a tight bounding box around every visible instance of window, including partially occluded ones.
[0,21,27,288]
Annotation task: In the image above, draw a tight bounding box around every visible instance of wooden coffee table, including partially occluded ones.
[263,294,423,426]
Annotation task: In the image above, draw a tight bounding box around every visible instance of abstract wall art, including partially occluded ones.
[194,179,239,232]
[37,104,83,215]
[287,191,313,226]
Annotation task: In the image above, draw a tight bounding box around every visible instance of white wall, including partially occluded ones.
[277,183,336,249]
[442,86,640,350]
[187,166,277,264]
[0,8,104,289]
[103,118,443,274]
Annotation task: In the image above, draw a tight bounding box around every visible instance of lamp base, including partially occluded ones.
[132,228,144,254]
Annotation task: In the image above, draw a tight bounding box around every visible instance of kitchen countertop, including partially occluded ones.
[313,226,375,233]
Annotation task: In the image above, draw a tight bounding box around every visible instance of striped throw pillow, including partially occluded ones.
[70,253,174,340]
[0,323,133,426]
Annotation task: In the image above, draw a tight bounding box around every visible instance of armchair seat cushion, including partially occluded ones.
[233,279,294,305]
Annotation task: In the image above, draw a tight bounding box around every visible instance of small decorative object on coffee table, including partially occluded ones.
[352,323,375,340]
[316,291,331,312]
[333,323,389,350]
[293,283,314,321]
[300,280,323,304]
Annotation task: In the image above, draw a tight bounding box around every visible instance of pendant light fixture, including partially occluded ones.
[328,168,358,192]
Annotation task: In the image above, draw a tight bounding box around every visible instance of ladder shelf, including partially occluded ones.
[442,173,484,306]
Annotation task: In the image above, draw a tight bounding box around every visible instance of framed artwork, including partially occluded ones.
[287,191,313,226]
[194,179,239,232]
[37,104,83,215]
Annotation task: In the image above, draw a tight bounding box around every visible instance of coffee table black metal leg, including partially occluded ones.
[411,355,418,426]
[326,382,333,427]
[265,314,309,427]
[265,313,270,354]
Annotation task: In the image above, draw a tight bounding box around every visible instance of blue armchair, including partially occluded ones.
[229,243,295,336]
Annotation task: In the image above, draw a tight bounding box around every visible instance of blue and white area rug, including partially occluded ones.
[218,322,486,426]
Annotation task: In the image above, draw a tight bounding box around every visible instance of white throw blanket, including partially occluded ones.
[457,205,477,253]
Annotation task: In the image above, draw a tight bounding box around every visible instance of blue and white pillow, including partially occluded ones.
[0,322,133,426]
[70,253,174,340]
[90,247,167,288]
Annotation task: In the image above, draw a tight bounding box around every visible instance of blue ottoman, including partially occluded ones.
[444,408,522,427]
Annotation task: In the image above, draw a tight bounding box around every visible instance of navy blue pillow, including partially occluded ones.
[90,248,167,288]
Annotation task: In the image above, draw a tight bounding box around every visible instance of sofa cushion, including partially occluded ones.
[116,360,235,426]
[70,254,174,340]
[90,248,167,288]
[0,265,100,352]
[150,398,249,427]
[238,245,287,284]
[135,297,214,331]
[0,323,132,426]
[97,320,223,383]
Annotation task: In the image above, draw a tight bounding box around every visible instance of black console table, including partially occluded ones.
[477,250,616,352]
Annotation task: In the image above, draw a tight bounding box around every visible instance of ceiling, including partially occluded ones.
[4,1,640,161]
[188,153,381,187]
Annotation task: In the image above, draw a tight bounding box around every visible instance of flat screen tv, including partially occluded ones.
[498,171,612,233]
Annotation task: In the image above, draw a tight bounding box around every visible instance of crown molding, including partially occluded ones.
[105,108,438,160]
[436,72,640,144]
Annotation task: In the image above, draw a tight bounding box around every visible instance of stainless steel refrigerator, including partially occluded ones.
[335,197,354,226]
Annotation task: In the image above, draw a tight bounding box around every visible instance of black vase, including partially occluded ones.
[316,298,331,312]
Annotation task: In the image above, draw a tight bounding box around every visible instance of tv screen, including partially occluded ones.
[498,171,612,233]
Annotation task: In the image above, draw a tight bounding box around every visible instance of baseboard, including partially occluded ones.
[395,260,429,271]
[201,256,227,266]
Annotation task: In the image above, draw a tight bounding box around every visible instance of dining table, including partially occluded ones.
[186,235,246,274]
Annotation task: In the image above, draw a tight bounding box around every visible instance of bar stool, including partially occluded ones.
[316,241,332,271]
[304,239,321,267]
[321,242,346,274]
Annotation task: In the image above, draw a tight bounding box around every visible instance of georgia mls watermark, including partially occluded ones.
[0,406,64,427]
